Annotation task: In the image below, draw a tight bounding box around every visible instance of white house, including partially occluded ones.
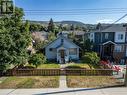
[44,34,80,63]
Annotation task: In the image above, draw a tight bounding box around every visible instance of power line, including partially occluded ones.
[23,8,127,15]
[24,8,127,12]
[24,12,127,15]
[25,10,127,13]
[99,13,127,31]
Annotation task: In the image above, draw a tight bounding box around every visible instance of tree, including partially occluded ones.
[68,32,75,41]
[29,23,44,32]
[96,23,102,30]
[82,52,100,68]
[48,32,56,42]
[47,18,55,32]
[0,7,31,68]
[58,24,63,31]
[83,39,93,52]
[33,37,47,50]
[29,53,46,68]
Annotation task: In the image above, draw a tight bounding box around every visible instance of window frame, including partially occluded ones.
[69,48,77,55]
[114,45,122,52]
[118,34,123,40]
[105,33,109,39]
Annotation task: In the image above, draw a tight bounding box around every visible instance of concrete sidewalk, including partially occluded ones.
[59,76,67,88]
[0,87,127,95]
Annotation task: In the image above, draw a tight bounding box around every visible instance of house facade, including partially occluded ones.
[85,24,127,64]
[44,33,80,63]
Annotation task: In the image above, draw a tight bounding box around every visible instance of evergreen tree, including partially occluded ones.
[0,7,31,68]
[47,18,55,32]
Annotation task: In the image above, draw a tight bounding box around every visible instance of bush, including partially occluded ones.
[0,64,11,75]
[29,53,46,68]
[82,52,100,65]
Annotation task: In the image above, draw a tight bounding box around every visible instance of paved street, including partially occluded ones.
[0,87,127,95]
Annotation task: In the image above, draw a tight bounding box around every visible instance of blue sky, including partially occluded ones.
[14,0,127,24]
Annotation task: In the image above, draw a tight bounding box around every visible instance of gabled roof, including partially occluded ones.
[102,41,116,45]
[44,35,81,49]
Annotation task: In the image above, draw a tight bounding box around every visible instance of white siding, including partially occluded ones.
[115,32,125,43]
[45,37,79,60]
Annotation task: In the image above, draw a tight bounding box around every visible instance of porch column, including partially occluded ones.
[77,48,79,60]
[66,49,69,62]
[56,49,59,62]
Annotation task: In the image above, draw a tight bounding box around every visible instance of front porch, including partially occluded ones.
[56,47,79,64]
[57,47,69,64]
[99,41,115,61]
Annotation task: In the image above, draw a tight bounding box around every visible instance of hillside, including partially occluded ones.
[29,20,86,26]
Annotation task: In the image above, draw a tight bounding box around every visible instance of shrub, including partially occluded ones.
[29,53,46,68]
[82,52,100,65]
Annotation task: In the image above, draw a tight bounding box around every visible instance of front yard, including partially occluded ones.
[67,76,123,88]
[26,63,60,69]
[0,76,59,88]
[37,63,60,69]
[65,63,100,69]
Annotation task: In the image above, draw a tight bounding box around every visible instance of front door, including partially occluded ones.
[59,49,65,63]
[103,43,114,60]
[60,50,65,58]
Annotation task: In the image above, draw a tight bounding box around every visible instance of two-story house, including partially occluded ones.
[85,24,127,64]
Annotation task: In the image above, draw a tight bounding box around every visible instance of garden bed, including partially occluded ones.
[67,76,123,88]
[0,76,59,88]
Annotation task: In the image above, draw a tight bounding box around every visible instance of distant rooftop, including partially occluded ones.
[91,24,127,32]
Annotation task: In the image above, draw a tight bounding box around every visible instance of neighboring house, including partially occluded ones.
[32,31,48,41]
[57,31,85,37]
[44,33,80,63]
[85,24,127,64]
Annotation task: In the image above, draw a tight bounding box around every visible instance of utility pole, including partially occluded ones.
[123,23,127,86]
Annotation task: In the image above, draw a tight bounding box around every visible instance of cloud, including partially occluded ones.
[97,19,113,23]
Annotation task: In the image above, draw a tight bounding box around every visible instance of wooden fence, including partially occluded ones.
[4,68,113,76]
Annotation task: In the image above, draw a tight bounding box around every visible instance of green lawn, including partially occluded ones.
[26,62,100,69]
[37,64,60,69]
[67,76,123,88]
[0,76,59,88]
[65,63,100,69]
[26,63,60,69]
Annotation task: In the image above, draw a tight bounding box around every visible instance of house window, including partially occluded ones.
[105,33,109,39]
[49,48,56,52]
[115,45,122,52]
[61,39,64,43]
[118,34,123,40]
[69,48,77,55]
[49,48,53,51]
